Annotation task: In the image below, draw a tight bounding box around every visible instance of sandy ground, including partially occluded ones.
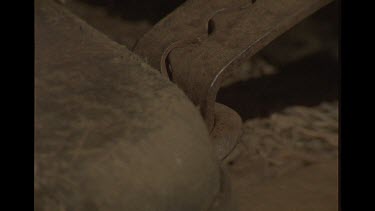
[224,101,338,210]
[220,3,338,209]
[60,1,339,210]
[231,159,338,211]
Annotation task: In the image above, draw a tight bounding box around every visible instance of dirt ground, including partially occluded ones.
[230,159,338,211]
[220,2,338,209]
[60,1,339,210]
[224,101,338,210]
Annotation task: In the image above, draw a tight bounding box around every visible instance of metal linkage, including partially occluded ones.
[134,0,333,160]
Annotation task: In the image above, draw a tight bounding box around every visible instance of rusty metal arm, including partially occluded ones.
[135,0,333,128]
[134,0,333,160]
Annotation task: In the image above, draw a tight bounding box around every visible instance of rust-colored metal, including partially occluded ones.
[134,0,333,159]
[135,0,333,128]
[211,103,242,160]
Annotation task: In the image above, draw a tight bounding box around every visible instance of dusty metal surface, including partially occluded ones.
[134,0,333,160]
[211,103,242,160]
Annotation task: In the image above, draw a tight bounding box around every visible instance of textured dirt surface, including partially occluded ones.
[224,101,338,208]
[220,2,338,210]
[221,100,338,210]
[231,159,338,211]
[225,101,338,175]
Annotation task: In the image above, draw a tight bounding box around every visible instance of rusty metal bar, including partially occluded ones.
[134,0,333,161]
[135,0,333,129]
[134,0,253,69]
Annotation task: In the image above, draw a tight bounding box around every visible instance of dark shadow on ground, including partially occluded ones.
[78,0,186,23]
[217,50,339,121]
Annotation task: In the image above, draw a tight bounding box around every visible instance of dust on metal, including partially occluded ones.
[134,0,333,160]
